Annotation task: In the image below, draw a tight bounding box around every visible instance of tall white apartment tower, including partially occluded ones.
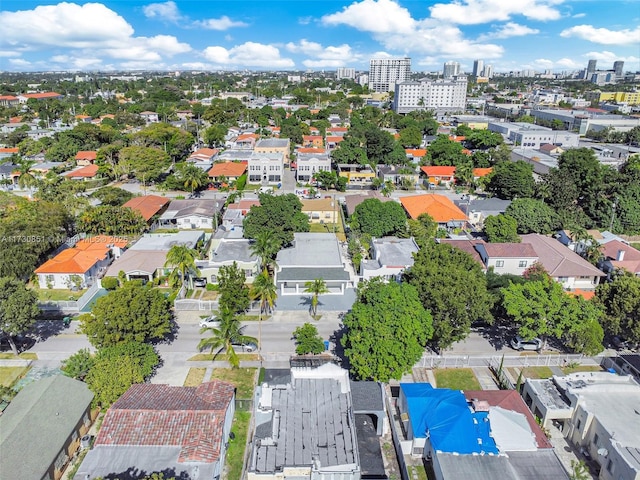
[368,58,411,93]
[482,64,494,78]
[473,60,484,77]
[443,61,461,78]
[336,67,356,80]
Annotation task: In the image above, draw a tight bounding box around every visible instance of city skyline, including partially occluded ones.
[0,0,638,73]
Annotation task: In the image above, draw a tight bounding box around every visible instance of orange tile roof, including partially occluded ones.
[570,289,596,300]
[22,92,62,99]
[9,117,23,123]
[0,95,18,101]
[326,136,344,143]
[75,150,97,160]
[400,194,467,222]
[449,135,466,142]
[473,167,493,177]
[421,166,456,177]
[123,195,170,221]
[65,164,99,178]
[297,148,326,154]
[327,127,348,132]
[0,147,19,154]
[191,148,218,157]
[208,161,247,178]
[303,135,323,141]
[405,148,427,157]
[236,133,258,141]
[35,236,127,274]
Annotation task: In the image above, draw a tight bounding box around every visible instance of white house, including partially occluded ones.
[360,237,419,281]
[474,242,539,276]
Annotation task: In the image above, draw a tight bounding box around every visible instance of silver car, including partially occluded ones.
[199,317,220,328]
[510,336,542,352]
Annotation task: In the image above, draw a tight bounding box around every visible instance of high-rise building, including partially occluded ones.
[613,61,624,77]
[336,67,356,80]
[368,58,411,93]
[394,76,468,114]
[443,61,461,78]
[482,65,493,78]
[472,60,484,77]
[587,59,597,74]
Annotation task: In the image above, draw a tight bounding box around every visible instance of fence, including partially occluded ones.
[76,281,102,311]
[414,353,601,369]
[173,299,218,311]
[38,281,103,314]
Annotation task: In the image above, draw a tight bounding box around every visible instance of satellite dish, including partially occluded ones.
[597,448,608,457]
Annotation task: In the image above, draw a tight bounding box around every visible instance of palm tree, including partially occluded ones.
[249,231,280,276]
[181,164,206,194]
[198,307,258,368]
[16,159,38,198]
[164,244,200,290]
[250,271,277,365]
[304,278,329,317]
[381,180,395,197]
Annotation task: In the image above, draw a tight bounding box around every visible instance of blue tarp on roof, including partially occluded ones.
[400,383,498,455]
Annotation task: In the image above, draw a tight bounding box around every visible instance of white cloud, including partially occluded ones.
[322,0,416,34]
[534,58,555,68]
[583,51,639,64]
[286,39,361,68]
[429,0,563,25]
[142,1,183,22]
[560,24,640,45]
[298,16,313,25]
[203,42,294,68]
[0,2,192,68]
[572,13,586,18]
[9,58,31,67]
[193,16,248,30]
[478,22,540,40]
[0,50,21,57]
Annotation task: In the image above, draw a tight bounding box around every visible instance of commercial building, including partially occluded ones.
[247,152,284,186]
[336,67,356,80]
[443,61,460,78]
[254,138,290,166]
[488,121,580,148]
[472,59,484,77]
[296,150,331,183]
[369,57,411,93]
[394,76,467,114]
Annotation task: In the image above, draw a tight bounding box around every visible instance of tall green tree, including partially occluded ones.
[80,281,172,348]
[0,277,40,355]
[78,205,147,236]
[250,271,277,363]
[405,241,493,350]
[505,198,559,234]
[407,213,437,248]
[595,274,640,345]
[16,159,38,198]
[61,348,95,381]
[292,323,325,355]
[249,231,280,276]
[217,262,250,314]
[342,280,433,382]
[483,214,520,243]
[304,278,329,317]
[164,244,200,289]
[198,307,257,368]
[351,198,407,238]
[486,160,535,200]
[243,193,309,247]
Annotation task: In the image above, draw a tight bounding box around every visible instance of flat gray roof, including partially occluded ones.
[435,453,518,480]
[159,199,221,220]
[276,233,342,267]
[508,450,569,480]
[212,240,256,263]
[277,267,350,282]
[130,231,204,251]
[369,237,418,268]
[256,138,289,148]
[251,378,358,473]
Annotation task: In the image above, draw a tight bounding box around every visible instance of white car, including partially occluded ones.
[199,317,220,328]
[510,336,543,352]
[233,342,258,353]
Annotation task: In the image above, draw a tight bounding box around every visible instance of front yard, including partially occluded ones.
[434,368,481,390]
[508,366,554,379]
[36,289,86,301]
[0,365,31,387]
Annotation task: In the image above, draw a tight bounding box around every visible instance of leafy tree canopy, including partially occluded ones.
[351,198,407,238]
[218,262,250,314]
[483,214,520,243]
[80,281,172,348]
[78,205,147,236]
[595,274,640,345]
[486,160,535,200]
[292,323,325,355]
[243,193,309,248]
[0,277,40,355]
[342,280,433,382]
[505,198,559,234]
[91,186,134,207]
[405,241,493,350]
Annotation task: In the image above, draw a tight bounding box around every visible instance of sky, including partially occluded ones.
[0,0,638,74]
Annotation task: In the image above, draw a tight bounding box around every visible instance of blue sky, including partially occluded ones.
[1,0,638,73]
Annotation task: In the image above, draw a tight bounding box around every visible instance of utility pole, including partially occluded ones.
[609,197,617,231]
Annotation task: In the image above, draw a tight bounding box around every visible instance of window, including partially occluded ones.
[576,419,581,431]
[495,260,504,267]
[594,433,599,446]
[606,459,613,474]
[519,261,527,268]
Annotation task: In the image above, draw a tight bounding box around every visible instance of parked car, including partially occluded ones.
[510,336,543,352]
[233,342,258,353]
[199,317,220,328]
[193,277,207,288]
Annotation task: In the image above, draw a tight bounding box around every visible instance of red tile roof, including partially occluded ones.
[21,92,62,99]
[123,195,170,221]
[464,390,553,449]
[227,199,260,212]
[208,161,247,178]
[473,167,493,177]
[482,242,538,258]
[405,148,427,157]
[0,147,19,154]
[191,148,218,158]
[421,166,456,177]
[438,239,485,267]
[236,133,258,141]
[303,135,323,141]
[75,150,97,160]
[297,147,326,154]
[96,381,235,463]
[325,136,344,143]
[400,194,467,222]
[601,240,640,274]
[35,235,128,274]
[65,164,99,178]
[327,127,348,133]
[0,95,18,101]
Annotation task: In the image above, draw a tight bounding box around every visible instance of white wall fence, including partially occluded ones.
[415,353,602,369]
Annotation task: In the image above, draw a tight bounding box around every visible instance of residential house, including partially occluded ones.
[599,240,640,277]
[234,133,259,149]
[0,162,16,190]
[215,149,253,163]
[474,242,539,275]
[187,147,218,167]
[247,152,284,186]
[405,148,427,163]
[326,136,345,150]
[397,384,568,480]
[303,135,324,149]
[274,233,353,295]
[301,198,339,224]
[122,195,170,223]
[208,161,247,185]
[326,126,349,137]
[0,375,95,480]
[400,194,468,229]
[158,199,222,230]
[539,143,564,155]
[105,231,204,283]
[0,147,19,160]
[343,191,393,217]
[74,115,92,124]
[438,238,486,270]
[199,238,259,284]
[377,165,419,187]
[523,372,640,480]
[295,150,331,183]
[473,167,493,182]
[64,164,100,181]
[337,164,376,189]
[139,111,159,123]
[75,150,97,166]
[520,234,606,291]
[254,138,291,166]
[248,364,361,480]
[361,237,419,281]
[421,166,456,187]
[75,381,235,480]
[17,92,63,103]
[0,95,19,107]
[35,235,128,289]
[453,197,511,228]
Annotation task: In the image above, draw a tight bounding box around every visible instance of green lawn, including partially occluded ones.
[210,368,256,398]
[509,366,554,379]
[188,353,259,363]
[36,289,86,301]
[561,365,603,375]
[0,366,30,387]
[0,352,37,360]
[183,367,207,386]
[434,368,481,390]
[225,410,251,480]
